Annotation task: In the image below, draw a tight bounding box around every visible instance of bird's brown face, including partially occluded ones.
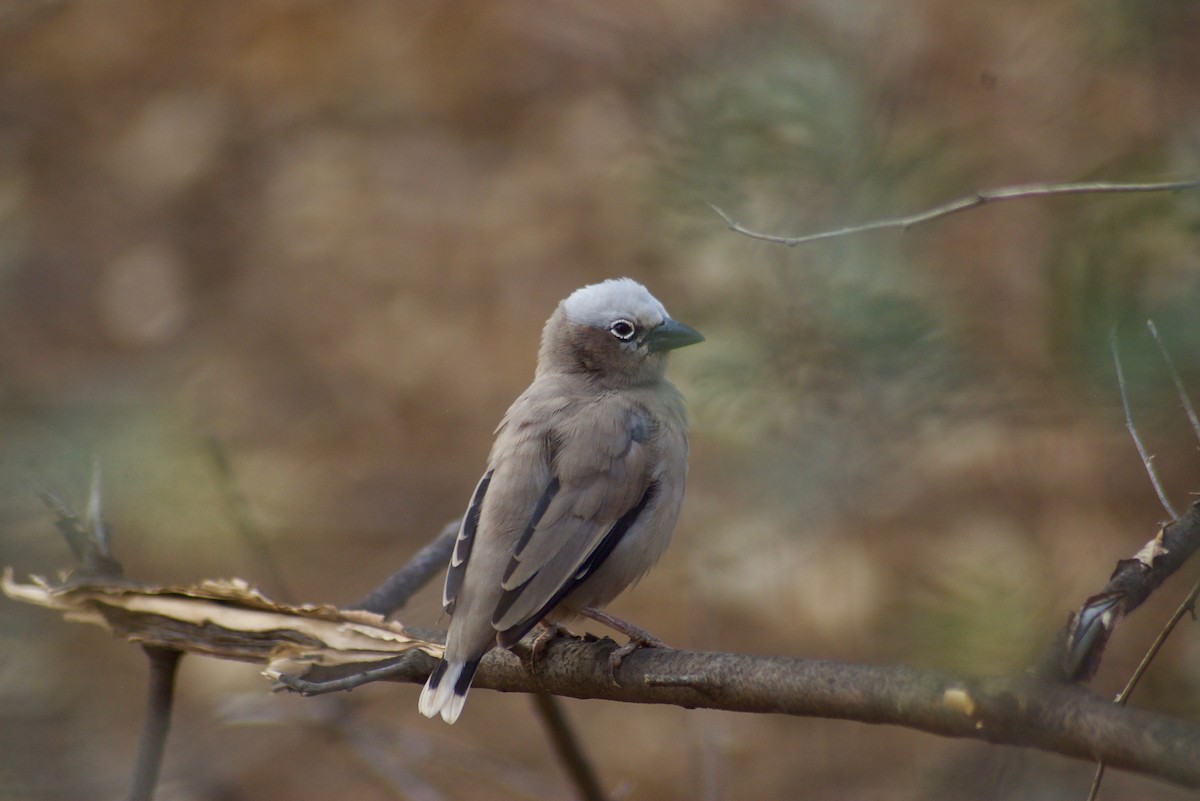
[538,277,704,387]
[565,315,704,386]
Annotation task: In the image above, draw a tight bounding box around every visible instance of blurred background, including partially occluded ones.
[2,1,1200,799]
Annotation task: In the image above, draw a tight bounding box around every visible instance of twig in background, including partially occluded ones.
[33,462,123,580]
[350,519,460,616]
[1147,319,1200,441]
[86,459,112,558]
[318,699,447,801]
[1110,329,1179,520]
[128,646,183,801]
[532,693,609,801]
[205,435,295,604]
[711,178,1200,247]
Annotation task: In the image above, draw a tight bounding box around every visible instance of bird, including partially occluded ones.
[418,277,703,724]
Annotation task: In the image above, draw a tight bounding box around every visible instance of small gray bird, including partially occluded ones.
[418,277,703,724]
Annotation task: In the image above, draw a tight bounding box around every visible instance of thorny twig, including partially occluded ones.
[1110,329,1179,520]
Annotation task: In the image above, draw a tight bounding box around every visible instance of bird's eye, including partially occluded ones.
[608,319,637,341]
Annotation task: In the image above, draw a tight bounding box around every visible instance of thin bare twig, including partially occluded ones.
[1110,330,1179,520]
[277,655,430,695]
[1085,763,1107,801]
[1146,320,1200,442]
[205,436,295,603]
[711,178,1200,247]
[1119,583,1200,707]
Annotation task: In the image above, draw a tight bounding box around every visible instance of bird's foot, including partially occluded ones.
[529,621,573,668]
[579,606,668,685]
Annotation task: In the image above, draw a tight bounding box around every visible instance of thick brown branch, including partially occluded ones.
[284,635,1200,789]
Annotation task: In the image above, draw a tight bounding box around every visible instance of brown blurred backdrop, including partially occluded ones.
[2,1,1200,799]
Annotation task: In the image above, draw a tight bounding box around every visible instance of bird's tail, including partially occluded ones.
[418,658,481,724]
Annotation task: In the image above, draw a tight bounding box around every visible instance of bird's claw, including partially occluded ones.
[529,622,572,668]
[606,631,668,686]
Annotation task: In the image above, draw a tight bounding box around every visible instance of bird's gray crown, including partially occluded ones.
[561,278,669,330]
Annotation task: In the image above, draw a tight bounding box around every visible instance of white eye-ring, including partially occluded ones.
[608,319,637,341]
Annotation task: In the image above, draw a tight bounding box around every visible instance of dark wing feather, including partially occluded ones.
[501,477,561,584]
[443,470,492,614]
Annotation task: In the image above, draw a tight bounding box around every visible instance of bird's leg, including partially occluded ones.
[529,621,574,667]
[578,607,668,683]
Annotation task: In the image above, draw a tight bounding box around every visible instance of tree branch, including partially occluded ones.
[711,178,1200,246]
[286,634,1200,788]
[10,562,1200,787]
[1058,500,1200,682]
[1110,330,1179,519]
[9,479,1200,791]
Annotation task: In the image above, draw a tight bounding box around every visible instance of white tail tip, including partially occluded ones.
[418,660,471,724]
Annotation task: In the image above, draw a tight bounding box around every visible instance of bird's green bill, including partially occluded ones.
[647,319,704,352]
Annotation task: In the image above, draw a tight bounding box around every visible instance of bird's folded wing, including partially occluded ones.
[491,405,652,632]
[443,470,492,613]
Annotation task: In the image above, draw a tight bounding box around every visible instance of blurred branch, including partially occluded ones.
[204,435,295,603]
[349,519,460,616]
[532,693,609,801]
[711,178,1200,246]
[129,646,183,801]
[28,471,178,801]
[33,462,123,581]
